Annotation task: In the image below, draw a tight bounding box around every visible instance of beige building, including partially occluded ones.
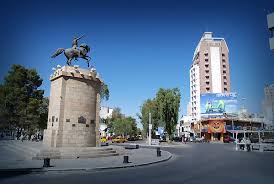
[190,32,231,121]
[263,84,274,129]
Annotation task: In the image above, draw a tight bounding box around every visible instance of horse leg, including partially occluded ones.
[81,56,91,67]
[67,58,73,66]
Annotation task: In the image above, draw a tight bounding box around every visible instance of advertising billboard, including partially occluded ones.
[200,93,238,119]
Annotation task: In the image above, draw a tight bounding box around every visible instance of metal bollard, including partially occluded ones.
[157,147,161,157]
[246,144,251,152]
[123,155,129,163]
[43,158,51,167]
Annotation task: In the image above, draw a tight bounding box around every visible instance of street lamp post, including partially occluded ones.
[232,118,234,139]
[148,112,152,145]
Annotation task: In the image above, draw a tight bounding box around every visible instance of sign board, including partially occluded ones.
[200,93,238,119]
[207,120,226,133]
[149,124,152,130]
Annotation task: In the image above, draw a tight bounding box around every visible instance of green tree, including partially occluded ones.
[138,99,160,137]
[38,97,49,130]
[111,107,123,120]
[110,116,137,137]
[100,84,110,101]
[155,88,181,141]
[102,107,123,135]
[0,65,45,134]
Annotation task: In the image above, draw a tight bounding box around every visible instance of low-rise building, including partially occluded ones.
[178,115,195,138]
[99,106,114,137]
[263,84,274,129]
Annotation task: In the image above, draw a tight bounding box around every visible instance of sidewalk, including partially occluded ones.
[0,146,172,172]
[120,141,192,148]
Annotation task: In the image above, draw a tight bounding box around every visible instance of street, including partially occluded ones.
[1,143,274,184]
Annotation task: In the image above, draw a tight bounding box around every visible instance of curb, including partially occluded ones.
[94,151,172,171]
[0,152,172,174]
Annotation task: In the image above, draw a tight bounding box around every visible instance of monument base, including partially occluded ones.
[43,65,102,148]
[34,146,119,160]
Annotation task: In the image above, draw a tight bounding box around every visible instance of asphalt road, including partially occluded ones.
[1,143,274,184]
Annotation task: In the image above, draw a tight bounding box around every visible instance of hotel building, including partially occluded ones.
[190,32,231,121]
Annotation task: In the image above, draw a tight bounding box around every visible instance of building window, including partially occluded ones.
[223,76,227,79]
[52,116,55,122]
[223,71,226,74]
[205,64,209,68]
[206,81,210,85]
[222,59,226,63]
[205,59,209,62]
[204,53,208,56]
[224,82,227,85]
[66,119,70,122]
[270,27,274,38]
[223,65,226,68]
[206,87,210,91]
[205,76,209,79]
[224,88,227,92]
[222,53,225,57]
[206,70,209,73]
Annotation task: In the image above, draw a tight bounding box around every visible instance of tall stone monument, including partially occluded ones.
[35,36,120,159]
[43,65,103,147]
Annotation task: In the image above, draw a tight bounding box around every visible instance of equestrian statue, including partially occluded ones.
[51,35,91,67]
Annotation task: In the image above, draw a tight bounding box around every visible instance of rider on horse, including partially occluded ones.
[72,35,85,58]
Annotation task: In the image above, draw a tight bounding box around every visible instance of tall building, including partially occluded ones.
[190,32,231,121]
[263,84,274,129]
[267,12,274,51]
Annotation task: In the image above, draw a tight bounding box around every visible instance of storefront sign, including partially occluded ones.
[208,120,226,133]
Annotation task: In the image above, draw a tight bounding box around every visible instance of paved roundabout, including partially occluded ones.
[1,143,274,184]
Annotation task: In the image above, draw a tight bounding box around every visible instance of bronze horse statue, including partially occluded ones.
[51,36,91,67]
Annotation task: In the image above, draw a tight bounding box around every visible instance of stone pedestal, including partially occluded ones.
[43,65,103,147]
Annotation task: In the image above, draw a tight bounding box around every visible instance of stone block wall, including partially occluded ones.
[43,66,102,147]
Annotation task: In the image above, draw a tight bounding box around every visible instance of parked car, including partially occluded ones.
[112,136,127,143]
[223,136,235,143]
[137,135,143,140]
[172,136,182,142]
[159,136,166,142]
[127,136,138,141]
[100,136,107,143]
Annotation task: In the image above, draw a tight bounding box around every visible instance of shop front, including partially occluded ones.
[207,120,226,142]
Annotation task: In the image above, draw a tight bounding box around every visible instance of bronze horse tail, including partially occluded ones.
[51,48,65,58]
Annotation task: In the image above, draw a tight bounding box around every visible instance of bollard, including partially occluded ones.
[259,145,264,152]
[157,147,161,157]
[43,158,51,167]
[246,144,251,152]
[123,155,129,163]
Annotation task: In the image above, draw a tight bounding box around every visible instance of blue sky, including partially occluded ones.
[1,0,274,128]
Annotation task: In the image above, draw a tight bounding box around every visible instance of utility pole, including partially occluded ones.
[148,112,152,145]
